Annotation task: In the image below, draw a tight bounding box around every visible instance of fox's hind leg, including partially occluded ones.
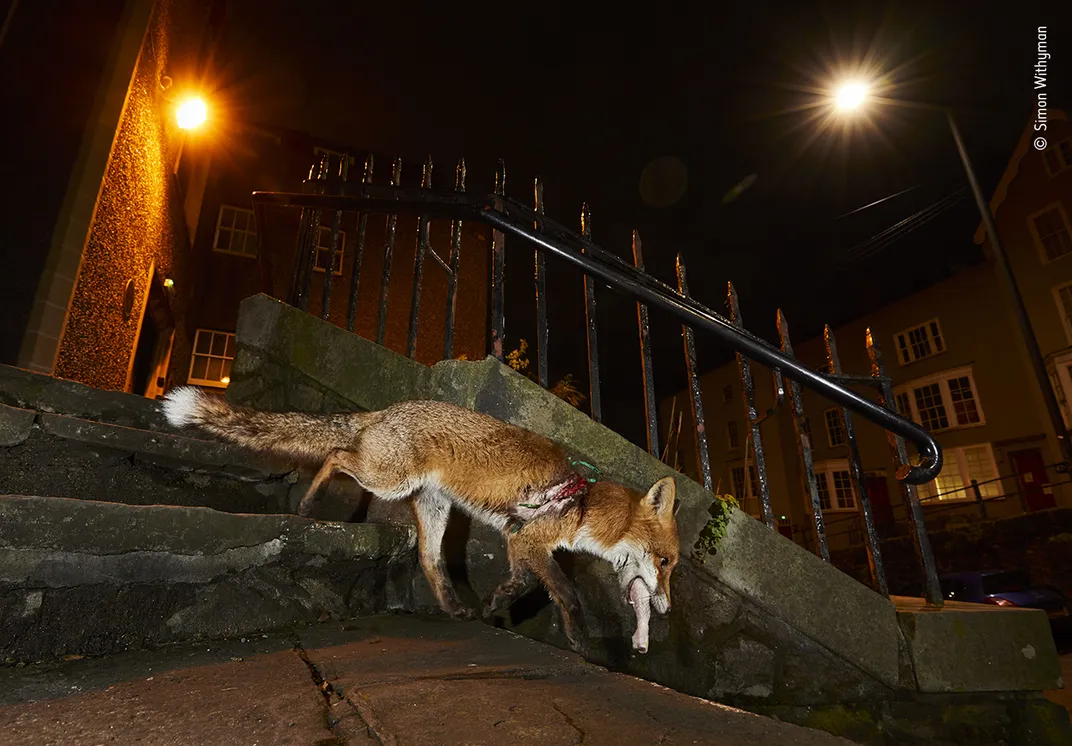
[413,488,474,621]
[482,540,538,618]
[511,542,588,655]
[297,449,353,517]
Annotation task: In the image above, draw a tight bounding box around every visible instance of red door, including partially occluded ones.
[864,476,896,531]
[1009,448,1056,511]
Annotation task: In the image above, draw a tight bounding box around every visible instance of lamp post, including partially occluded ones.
[833,82,1072,466]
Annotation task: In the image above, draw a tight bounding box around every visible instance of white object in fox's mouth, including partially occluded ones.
[628,577,651,653]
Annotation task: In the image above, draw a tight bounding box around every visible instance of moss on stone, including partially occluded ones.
[692,493,740,563]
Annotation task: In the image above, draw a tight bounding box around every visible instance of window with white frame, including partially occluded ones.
[894,319,945,365]
[1050,353,1072,428]
[1030,204,1072,262]
[188,329,236,387]
[813,460,856,512]
[894,367,983,432]
[1043,138,1072,176]
[212,205,257,257]
[1054,282,1072,344]
[916,444,1000,502]
[313,225,346,275]
[727,420,740,449]
[823,407,846,447]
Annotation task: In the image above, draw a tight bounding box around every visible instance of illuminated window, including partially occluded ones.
[895,368,983,432]
[813,460,856,512]
[824,407,846,447]
[1030,204,1072,263]
[188,329,235,388]
[1042,138,1072,176]
[212,205,257,258]
[313,225,346,275]
[918,444,1000,502]
[894,319,945,365]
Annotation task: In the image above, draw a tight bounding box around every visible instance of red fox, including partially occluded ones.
[161,388,680,654]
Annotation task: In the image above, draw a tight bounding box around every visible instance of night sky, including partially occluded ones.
[211,0,1065,446]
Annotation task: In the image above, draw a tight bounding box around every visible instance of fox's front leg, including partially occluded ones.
[413,489,474,621]
[513,542,588,655]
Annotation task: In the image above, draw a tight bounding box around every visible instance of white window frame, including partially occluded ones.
[1028,201,1072,264]
[187,329,236,388]
[894,318,945,365]
[823,407,846,447]
[894,366,985,432]
[917,444,1001,503]
[1052,281,1072,345]
[811,459,857,513]
[312,225,347,276]
[212,205,257,258]
[1042,137,1072,176]
[1049,350,1072,428]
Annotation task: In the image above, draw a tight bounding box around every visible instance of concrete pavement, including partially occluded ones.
[0,613,861,745]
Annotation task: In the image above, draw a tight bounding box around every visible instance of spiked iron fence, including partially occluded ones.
[252,153,947,606]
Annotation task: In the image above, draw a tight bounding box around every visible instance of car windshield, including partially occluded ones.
[982,571,1030,595]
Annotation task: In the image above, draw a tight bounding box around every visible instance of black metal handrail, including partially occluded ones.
[254,184,942,485]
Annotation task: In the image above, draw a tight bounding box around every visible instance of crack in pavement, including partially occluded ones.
[290,633,396,746]
[552,700,587,745]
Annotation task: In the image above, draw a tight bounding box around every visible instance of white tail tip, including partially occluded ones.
[161,386,204,427]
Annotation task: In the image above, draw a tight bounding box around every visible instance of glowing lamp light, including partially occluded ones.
[176,97,207,130]
[163,278,174,289]
[834,81,869,112]
[220,376,231,385]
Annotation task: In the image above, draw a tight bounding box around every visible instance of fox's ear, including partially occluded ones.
[643,476,677,518]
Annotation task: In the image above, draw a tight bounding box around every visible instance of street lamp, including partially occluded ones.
[176,96,208,130]
[832,80,1072,466]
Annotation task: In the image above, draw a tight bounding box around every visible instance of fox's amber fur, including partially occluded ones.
[162,388,680,653]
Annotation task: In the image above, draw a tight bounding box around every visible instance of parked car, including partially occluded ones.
[939,570,1071,629]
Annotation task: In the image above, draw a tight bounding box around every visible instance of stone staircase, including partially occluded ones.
[0,363,419,663]
[1,293,1070,746]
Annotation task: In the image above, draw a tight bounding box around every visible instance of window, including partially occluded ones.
[894,319,945,365]
[1029,204,1072,262]
[813,460,856,512]
[212,205,257,258]
[1042,138,1072,176]
[917,443,1000,502]
[729,464,760,500]
[1055,282,1072,344]
[727,420,740,449]
[823,407,846,447]
[313,225,346,275]
[894,368,984,432]
[722,384,733,403]
[188,329,236,387]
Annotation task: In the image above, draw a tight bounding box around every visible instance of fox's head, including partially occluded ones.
[617,476,680,616]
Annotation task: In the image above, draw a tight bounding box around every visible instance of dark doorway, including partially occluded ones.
[129,271,174,397]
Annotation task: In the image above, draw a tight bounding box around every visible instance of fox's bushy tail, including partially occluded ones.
[161,386,372,462]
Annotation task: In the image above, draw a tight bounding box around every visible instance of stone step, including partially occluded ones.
[0,401,303,514]
[0,495,418,663]
[0,363,172,432]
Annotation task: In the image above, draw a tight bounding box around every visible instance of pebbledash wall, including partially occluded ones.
[223,292,1070,746]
